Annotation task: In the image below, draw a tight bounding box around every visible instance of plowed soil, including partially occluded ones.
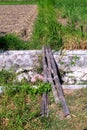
[0,5,37,40]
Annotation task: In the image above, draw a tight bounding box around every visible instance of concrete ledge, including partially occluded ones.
[0,50,87,55]
[0,50,87,85]
[0,50,42,55]
[54,50,87,55]
[62,85,87,90]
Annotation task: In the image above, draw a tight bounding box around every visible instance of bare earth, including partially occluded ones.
[0,5,37,40]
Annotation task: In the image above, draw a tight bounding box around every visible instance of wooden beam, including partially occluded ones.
[41,46,49,117]
[48,46,70,117]
[45,47,59,103]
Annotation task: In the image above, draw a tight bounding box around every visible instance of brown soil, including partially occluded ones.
[58,17,68,26]
[0,5,38,41]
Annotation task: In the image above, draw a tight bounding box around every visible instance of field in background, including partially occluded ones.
[0,0,87,50]
[0,5,37,50]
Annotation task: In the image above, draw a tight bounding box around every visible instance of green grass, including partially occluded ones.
[0,0,37,5]
[0,34,30,50]
[30,0,63,50]
[55,0,87,27]
[0,70,16,86]
[0,71,87,130]
[0,82,87,130]
[54,0,87,49]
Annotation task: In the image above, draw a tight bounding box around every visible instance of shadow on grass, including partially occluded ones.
[0,34,30,50]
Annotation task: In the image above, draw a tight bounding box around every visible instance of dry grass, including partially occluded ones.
[63,37,87,50]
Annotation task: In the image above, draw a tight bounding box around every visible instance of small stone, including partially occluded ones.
[0,86,3,94]
[16,73,30,82]
[16,68,23,74]
[62,77,68,83]
[68,78,75,85]
[28,71,35,78]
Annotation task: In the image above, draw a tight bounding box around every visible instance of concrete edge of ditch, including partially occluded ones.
[0,50,87,87]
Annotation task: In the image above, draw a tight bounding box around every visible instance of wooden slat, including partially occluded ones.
[48,46,70,117]
[45,47,59,103]
[41,46,49,117]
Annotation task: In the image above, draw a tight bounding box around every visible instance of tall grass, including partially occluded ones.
[54,0,87,49]
[55,0,87,30]
[30,0,63,50]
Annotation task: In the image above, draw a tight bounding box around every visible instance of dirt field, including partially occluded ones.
[0,5,37,40]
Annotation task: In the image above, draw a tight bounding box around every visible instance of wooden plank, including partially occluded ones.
[48,46,70,117]
[45,47,59,103]
[41,46,49,117]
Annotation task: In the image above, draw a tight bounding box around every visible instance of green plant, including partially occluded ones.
[4,82,51,97]
[0,87,87,130]
[0,70,16,86]
[0,34,30,50]
[30,0,63,50]
[71,55,80,66]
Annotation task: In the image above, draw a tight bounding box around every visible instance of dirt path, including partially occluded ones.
[0,5,37,40]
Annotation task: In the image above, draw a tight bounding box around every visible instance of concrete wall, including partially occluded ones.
[0,50,87,85]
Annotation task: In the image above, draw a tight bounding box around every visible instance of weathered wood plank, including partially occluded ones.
[45,47,59,103]
[48,46,70,117]
[41,46,49,117]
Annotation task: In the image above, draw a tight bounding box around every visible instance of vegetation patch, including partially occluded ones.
[0,81,87,130]
[0,34,31,50]
[0,0,87,50]
[30,0,63,50]
[55,0,87,49]
[0,70,87,129]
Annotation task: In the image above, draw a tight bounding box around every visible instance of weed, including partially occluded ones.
[71,55,80,66]
[0,70,16,86]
